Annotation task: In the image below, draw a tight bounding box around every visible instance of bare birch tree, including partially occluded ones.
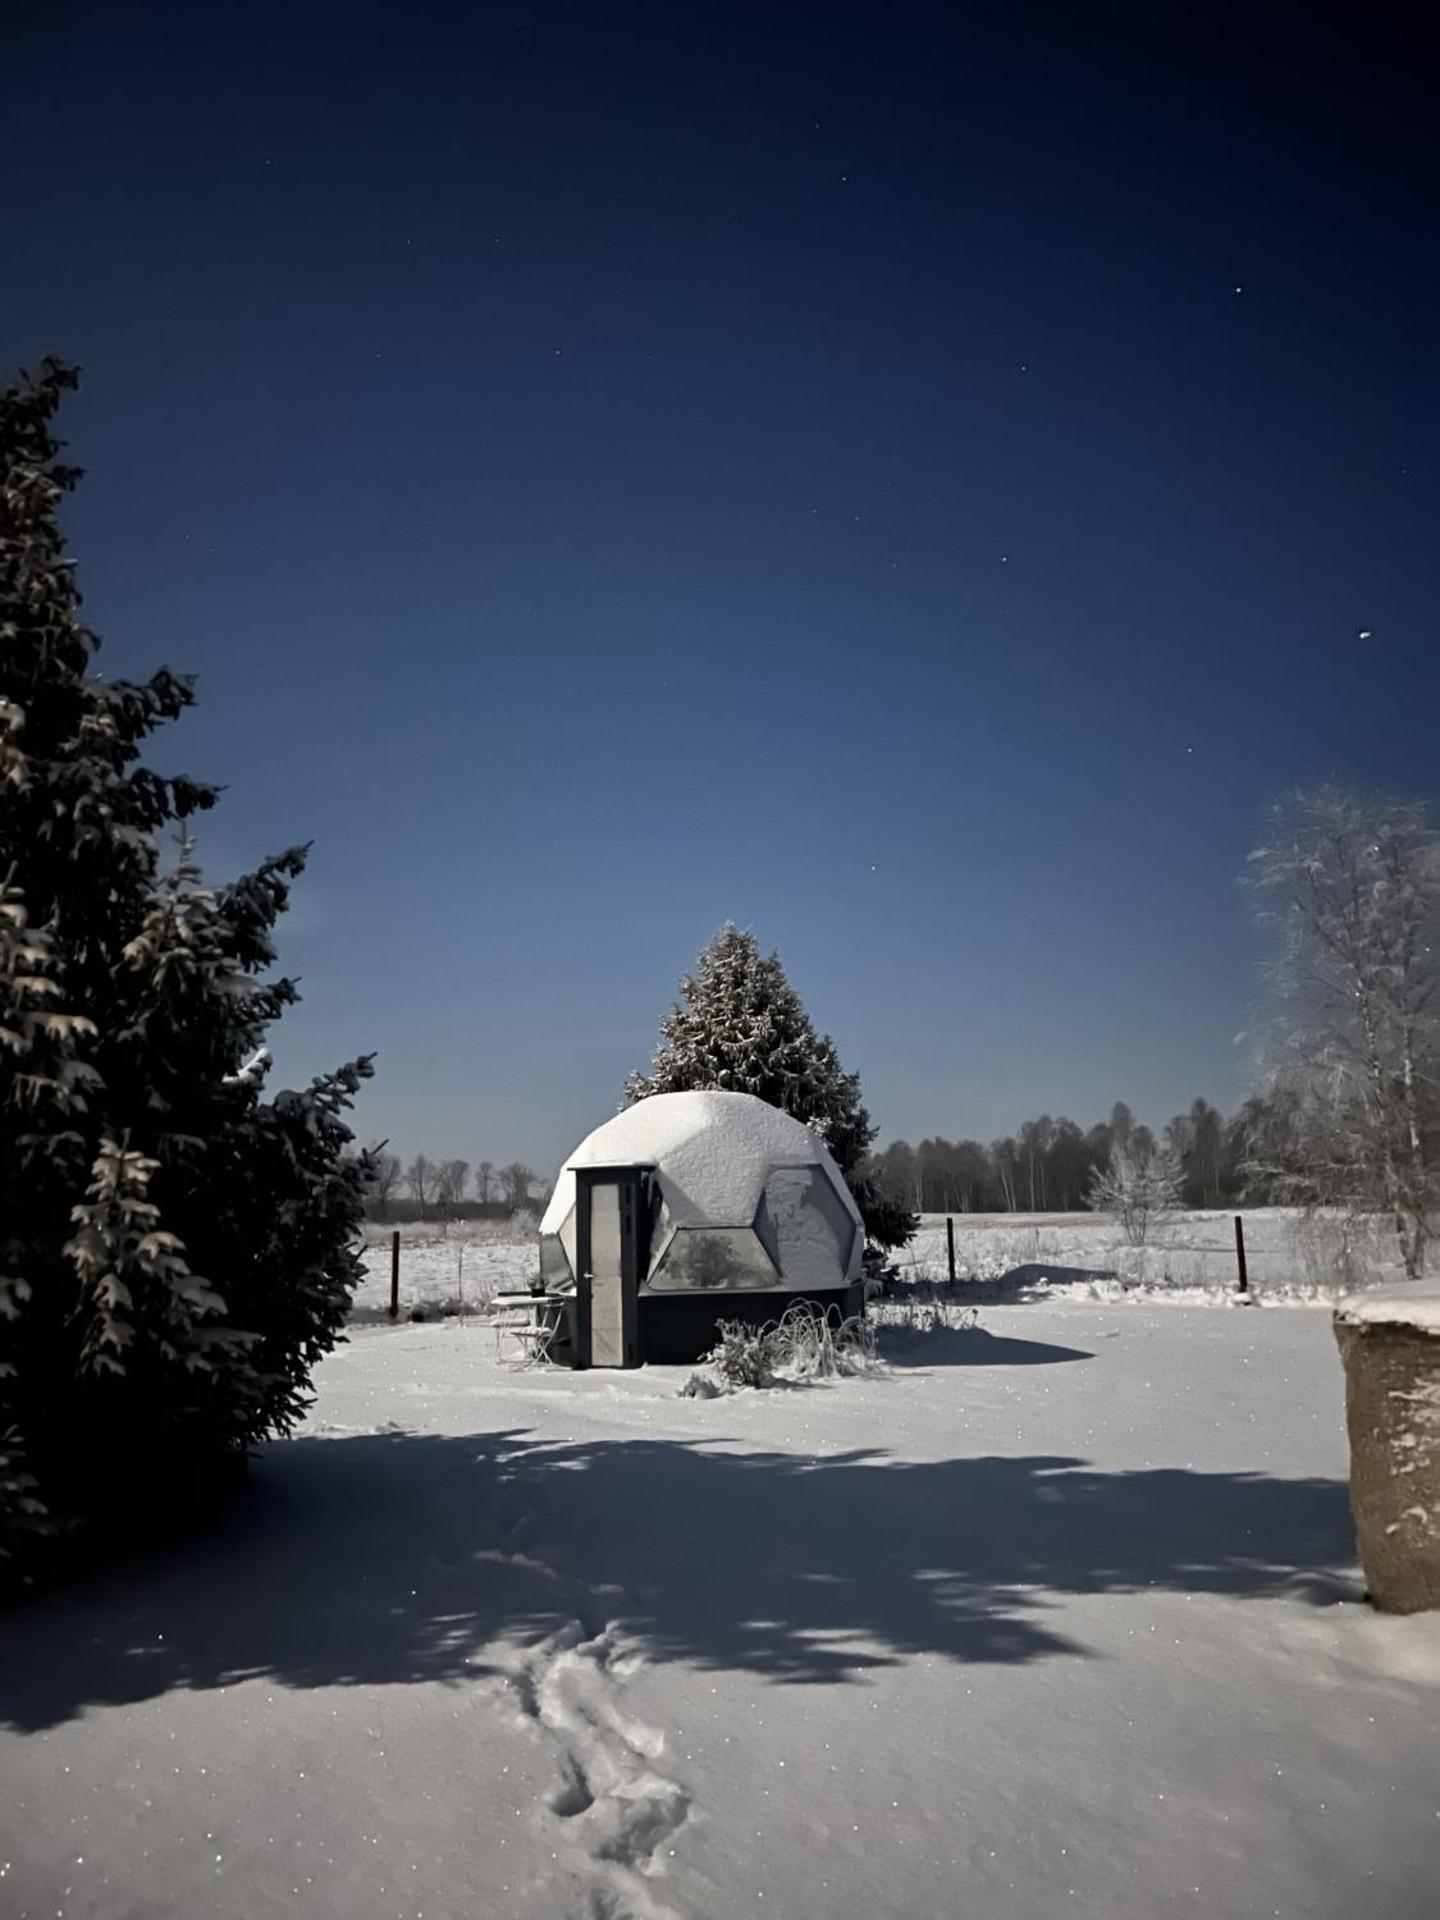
[433,1158,469,1220]
[1247,788,1439,1277]
[367,1148,402,1220]
[501,1162,536,1210]
[404,1153,434,1217]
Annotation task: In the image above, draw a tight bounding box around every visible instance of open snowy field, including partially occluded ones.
[3,1303,1439,1919]
[900,1206,1404,1301]
[351,1205,1400,1329]
[351,1216,540,1321]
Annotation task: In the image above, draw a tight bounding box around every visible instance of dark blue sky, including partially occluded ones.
[6,2,1436,1174]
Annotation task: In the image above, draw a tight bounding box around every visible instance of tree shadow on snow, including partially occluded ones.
[0,1426,1354,1731]
[886,1264,1120,1305]
[1001,1261,1119,1291]
[977,1263,1120,1302]
[878,1325,1094,1367]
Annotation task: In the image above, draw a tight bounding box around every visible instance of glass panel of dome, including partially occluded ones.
[752,1191,781,1269]
[540,1232,573,1287]
[806,1167,859,1271]
[762,1167,856,1287]
[647,1227,780,1291]
[557,1204,578,1280]
[645,1197,677,1281]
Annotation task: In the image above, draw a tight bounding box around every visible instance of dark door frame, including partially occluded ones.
[572,1163,653,1368]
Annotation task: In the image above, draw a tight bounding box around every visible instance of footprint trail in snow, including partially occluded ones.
[505,1616,691,1920]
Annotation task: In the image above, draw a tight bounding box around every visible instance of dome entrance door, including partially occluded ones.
[573,1165,648,1368]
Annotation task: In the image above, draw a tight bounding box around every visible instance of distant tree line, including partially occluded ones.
[364,1152,547,1223]
[865,1095,1297,1216]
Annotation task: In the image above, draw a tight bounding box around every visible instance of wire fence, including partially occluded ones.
[349,1223,539,1324]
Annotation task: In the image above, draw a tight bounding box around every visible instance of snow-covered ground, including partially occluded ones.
[4,1303,1439,1919]
[353,1206,1397,1329]
[899,1207,1405,1302]
[351,1216,540,1320]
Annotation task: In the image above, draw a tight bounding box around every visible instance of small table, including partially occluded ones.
[491,1291,572,1367]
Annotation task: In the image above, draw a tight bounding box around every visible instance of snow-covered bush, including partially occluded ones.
[771,1300,877,1378]
[683,1302,877,1395]
[0,361,373,1585]
[689,1319,779,1392]
[870,1297,979,1337]
[884,1247,1030,1299]
[1288,1209,1384,1294]
[1087,1143,1184,1246]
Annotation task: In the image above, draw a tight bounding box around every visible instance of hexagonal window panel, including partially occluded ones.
[539,1231,574,1288]
[761,1166,857,1286]
[647,1226,780,1291]
[557,1203,578,1280]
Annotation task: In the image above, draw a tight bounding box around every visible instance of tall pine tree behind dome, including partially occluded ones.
[625,925,916,1257]
[0,360,373,1583]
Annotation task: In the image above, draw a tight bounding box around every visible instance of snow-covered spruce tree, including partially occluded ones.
[0,359,373,1582]
[625,925,916,1259]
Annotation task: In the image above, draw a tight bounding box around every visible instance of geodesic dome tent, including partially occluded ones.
[538,1091,865,1365]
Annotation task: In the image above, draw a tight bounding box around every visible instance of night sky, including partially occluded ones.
[5,2,1436,1174]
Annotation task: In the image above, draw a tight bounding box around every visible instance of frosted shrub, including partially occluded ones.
[1087,1145,1184,1247]
[885,1249,1038,1304]
[1289,1210,1384,1293]
[1113,1242,1180,1290]
[682,1302,876,1395]
[769,1300,877,1379]
[690,1320,778,1392]
[870,1298,979,1336]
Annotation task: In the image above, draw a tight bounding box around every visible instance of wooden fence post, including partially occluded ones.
[1233,1215,1248,1295]
[390,1229,401,1321]
[946,1216,957,1288]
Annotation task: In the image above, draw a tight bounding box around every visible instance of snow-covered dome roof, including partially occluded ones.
[541,1091,854,1230]
[540,1092,863,1290]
